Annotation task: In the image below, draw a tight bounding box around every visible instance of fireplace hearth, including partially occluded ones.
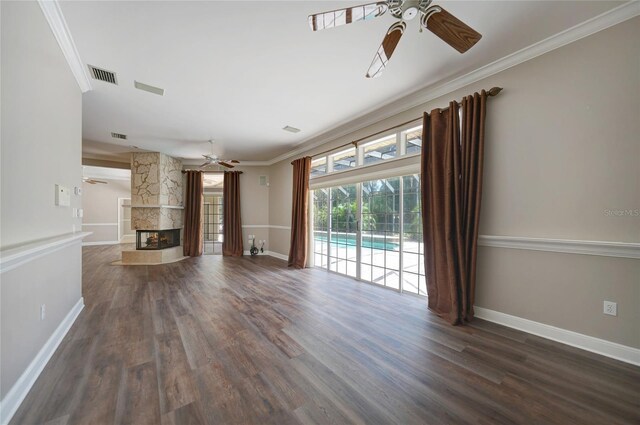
[136,229,180,250]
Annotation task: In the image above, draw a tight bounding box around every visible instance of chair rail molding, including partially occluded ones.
[478,235,640,259]
[37,0,92,93]
[242,224,291,230]
[0,232,92,274]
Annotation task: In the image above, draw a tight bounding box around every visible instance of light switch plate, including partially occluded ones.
[604,301,617,316]
[55,184,71,207]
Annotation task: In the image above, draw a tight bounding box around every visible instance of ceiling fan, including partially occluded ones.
[200,140,240,169]
[83,177,107,185]
[308,0,482,78]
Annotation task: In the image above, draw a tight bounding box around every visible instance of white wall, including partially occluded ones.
[265,17,640,349]
[82,174,131,244]
[0,0,84,406]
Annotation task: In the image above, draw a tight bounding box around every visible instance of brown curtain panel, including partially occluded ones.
[288,157,311,268]
[421,90,487,324]
[222,171,243,256]
[183,170,204,257]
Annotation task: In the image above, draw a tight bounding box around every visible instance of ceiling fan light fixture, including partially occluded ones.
[283,125,301,134]
[402,6,418,20]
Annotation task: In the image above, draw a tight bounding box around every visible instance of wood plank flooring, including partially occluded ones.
[11,245,640,424]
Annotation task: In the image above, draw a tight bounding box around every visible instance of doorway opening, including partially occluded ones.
[203,173,224,255]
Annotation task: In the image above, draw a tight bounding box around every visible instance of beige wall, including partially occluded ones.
[82,178,131,243]
[0,0,84,400]
[235,166,271,252]
[265,18,640,348]
[267,161,292,256]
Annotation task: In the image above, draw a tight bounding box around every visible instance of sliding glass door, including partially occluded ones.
[361,177,400,289]
[401,175,427,295]
[312,173,426,296]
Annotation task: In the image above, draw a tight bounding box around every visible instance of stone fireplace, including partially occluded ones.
[121,152,187,264]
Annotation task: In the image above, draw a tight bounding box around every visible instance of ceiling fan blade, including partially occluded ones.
[309,2,388,31]
[423,7,481,53]
[366,21,406,79]
[93,179,108,184]
[229,160,240,164]
[199,162,210,169]
[217,161,234,169]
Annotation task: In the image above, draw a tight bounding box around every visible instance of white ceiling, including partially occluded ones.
[61,1,622,163]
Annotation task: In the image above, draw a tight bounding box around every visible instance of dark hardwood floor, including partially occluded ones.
[11,245,640,424]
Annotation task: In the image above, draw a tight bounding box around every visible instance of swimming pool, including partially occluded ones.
[314,233,398,250]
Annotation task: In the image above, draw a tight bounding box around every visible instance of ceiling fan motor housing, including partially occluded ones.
[389,0,432,20]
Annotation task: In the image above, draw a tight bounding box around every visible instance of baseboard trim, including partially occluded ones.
[0,297,85,424]
[267,251,289,261]
[82,241,120,246]
[474,306,640,366]
[242,250,289,261]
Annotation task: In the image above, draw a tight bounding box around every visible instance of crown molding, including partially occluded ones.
[38,0,92,93]
[265,1,640,166]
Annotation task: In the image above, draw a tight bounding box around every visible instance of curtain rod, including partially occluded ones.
[307,87,503,160]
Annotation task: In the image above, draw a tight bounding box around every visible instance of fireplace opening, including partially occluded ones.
[136,229,180,250]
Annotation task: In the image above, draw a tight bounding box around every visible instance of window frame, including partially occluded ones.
[310,120,423,180]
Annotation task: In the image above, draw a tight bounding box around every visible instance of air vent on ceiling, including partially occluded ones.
[283,125,301,133]
[134,81,164,96]
[111,132,127,140]
[88,65,118,85]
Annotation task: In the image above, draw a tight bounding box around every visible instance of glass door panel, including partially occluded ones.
[361,177,400,289]
[311,174,426,297]
[328,185,358,278]
[204,193,223,254]
[312,189,329,268]
[402,174,427,295]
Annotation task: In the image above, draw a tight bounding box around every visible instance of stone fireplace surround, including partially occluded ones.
[120,152,187,265]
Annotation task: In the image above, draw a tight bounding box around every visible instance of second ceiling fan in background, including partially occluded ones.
[309,0,482,78]
[200,140,240,169]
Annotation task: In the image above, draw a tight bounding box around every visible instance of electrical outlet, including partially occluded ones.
[40,304,46,321]
[604,301,617,316]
